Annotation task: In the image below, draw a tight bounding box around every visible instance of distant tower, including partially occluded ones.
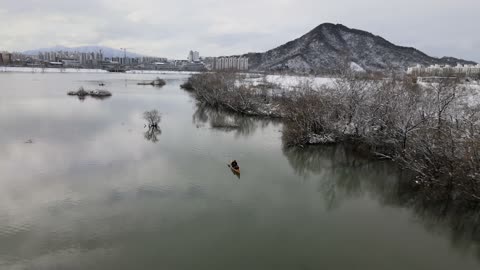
[188,50,193,62]
[188,50,200,62]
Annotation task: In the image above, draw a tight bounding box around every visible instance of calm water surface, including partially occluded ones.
[0,72,479,269]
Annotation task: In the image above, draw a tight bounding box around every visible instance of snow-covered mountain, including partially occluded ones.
[243,23,476,73]
[23,45,145,58]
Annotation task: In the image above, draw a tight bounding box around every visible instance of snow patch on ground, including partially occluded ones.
[265,75,334,90]
[350,62,365,72]
[127,70,199,75]
[418,82,480,107]
[308,133,336,144]
[245,74,335,90]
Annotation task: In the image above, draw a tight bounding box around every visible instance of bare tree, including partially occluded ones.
[143,110,161,128]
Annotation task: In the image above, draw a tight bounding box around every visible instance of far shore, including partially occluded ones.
[0,66,201,75]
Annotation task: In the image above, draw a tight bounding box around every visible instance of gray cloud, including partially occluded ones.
[0,0,478,61]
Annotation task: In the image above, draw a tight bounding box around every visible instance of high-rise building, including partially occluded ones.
[94,52,103,61]
[213,57,248,71]
[1,52,12,65]
[188,50,200,62]
[407,63,480,76]
[80,53,88,64]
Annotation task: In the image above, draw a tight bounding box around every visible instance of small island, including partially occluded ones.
[67,87,112,98]
[137,77,166,86]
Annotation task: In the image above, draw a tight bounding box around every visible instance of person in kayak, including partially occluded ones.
[231,160,239,169]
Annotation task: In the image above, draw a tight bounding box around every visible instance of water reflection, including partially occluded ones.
[144,126,161,143]
[2,73,480,269]
[283,144,480,259]
[192,103,272,137]
[69,94,112,102]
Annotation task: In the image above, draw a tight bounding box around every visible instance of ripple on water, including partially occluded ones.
[135,184,175,199]
[0,222,33,238]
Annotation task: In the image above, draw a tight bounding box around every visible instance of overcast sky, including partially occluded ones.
[0,0,478,61]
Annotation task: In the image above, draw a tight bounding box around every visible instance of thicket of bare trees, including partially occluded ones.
[184,70,480,201]
[182,72,281,117]
[281,70,480,201]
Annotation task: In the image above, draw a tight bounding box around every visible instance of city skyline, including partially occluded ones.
[0,48,239,72]
[0,0,479,62]
[2,45,201,61]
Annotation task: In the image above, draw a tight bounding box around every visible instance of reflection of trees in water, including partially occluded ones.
[75,95,112,102]
[192,103,274,137]
[144,127,162,143]
[143,110,162,143]
[283,144,480,261]
[404,194,480,257]
[284,145,373,210]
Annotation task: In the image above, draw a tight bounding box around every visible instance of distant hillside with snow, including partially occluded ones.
[23,45,145,58]
[243,23,477,73]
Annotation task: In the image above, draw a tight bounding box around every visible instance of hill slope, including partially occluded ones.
[243,23,476,73]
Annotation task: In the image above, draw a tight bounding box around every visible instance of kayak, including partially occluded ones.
[230,166,240,174]
[228,163,240,175]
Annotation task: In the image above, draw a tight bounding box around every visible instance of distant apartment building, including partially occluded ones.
[213,57,248,71]
[188,50,200,62]
[1,52,12,65]
[408,63,480,76]
[39,50,103,66]
[39,51,59,62]
[140,56,168,64]
[61,59,81,67]
[95,52,103,61]
[3,48,172,69]
[80,53,88,65]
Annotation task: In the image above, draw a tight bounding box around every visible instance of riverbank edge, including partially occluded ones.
[181,72,480,204]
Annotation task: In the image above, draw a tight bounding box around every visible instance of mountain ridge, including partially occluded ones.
[242,23,476,73]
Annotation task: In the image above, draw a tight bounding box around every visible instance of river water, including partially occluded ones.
[0,72,479,269]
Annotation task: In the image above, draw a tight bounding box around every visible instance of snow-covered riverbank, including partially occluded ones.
[127,70,199,75]
[185,71,480,202]
[243,73,335,90]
